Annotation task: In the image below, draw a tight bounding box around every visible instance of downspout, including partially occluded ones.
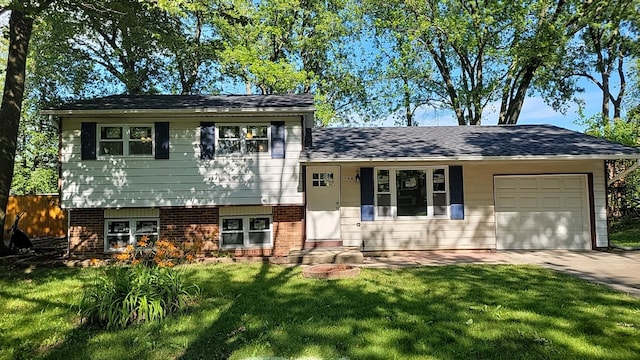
[66,209,71,259]
[607,159,640,186]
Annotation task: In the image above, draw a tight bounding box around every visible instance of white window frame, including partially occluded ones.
[220,215,273,248]
[374,166,449,220]
[215,124,271,156]
[97,124,155,157]
[104,218,160,252]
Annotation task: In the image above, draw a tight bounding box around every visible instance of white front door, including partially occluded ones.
[306,166,341,241]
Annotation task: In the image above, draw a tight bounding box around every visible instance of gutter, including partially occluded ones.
[299,154,640,163]
[40,107,315,116]
[607,159,640,186]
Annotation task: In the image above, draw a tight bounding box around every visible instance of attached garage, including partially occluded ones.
[494,175,591,250]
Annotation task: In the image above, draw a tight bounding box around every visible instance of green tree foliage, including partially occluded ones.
[582,108,640,216]
[216,0,363,124]
[555,0,640,128]
[363,0,606,125]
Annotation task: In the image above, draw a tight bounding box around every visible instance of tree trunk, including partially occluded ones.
[0,10,34,248]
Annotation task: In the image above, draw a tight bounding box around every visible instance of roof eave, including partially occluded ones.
[300,154,640,163]
[40,106,315,116]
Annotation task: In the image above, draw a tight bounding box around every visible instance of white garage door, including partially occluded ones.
[494,175,591,250]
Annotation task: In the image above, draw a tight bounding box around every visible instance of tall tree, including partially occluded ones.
[0,1,53,249]
[44,0,174,94]
[217,0,360,124]
[364,0,597,125]
[566,0,638,127]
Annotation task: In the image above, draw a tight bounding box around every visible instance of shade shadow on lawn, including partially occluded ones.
[176,264,640,360]
[3,263,640,360]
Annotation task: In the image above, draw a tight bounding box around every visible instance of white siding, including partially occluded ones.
[335,160,607,250]
[61,116,304,209]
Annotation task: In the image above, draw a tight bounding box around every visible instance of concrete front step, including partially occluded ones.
[288,248,364,265]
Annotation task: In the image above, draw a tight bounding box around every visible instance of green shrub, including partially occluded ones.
[79,265,199,329]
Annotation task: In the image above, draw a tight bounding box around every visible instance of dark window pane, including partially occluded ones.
[101,127,122,140]
[130,127,152,140]
[220,126,240,139]
[433,193,447,215]
[136,221,158,233]
[246,140,268,153]
[377,194,392,216]
[99,142,123,155]
[246,126,267,138]
[108,221,130,234]
[218,140,240,154]
[377,170,390,192]
[396,170,427,216]
[130,141,153,155]
[108,235,130,249]
[249,232,270,245]
[249,218,269,231]
[222,219,243,231]
[433,168,446,192]
[222,233,243,246]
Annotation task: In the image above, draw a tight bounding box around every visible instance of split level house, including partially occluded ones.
[42,94,640,259]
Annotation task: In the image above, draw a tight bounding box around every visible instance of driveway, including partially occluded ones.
[362,250,640,297]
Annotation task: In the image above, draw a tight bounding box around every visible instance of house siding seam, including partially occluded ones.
[68,206,304,258]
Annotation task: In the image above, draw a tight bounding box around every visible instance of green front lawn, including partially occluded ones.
[1,263,639,360]
[609,217,640,248]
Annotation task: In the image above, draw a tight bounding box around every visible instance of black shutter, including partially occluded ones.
[271,121,286,159]
[155,122,170,159]
[81,122,96,160]
[449,165,465,220]
[360,167,374,221]
[200,122,215,160]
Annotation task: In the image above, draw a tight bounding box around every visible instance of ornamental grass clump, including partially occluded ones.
[79,237,201,329]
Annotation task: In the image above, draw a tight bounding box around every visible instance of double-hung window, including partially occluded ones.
[217,124,269,155]
[220,216,272,248]
[98,124,154,157]
[105,218,159,252]
[375,167,449,218]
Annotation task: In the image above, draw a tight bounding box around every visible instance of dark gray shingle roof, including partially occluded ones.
[305,125,640,160]
[44,94,315,112]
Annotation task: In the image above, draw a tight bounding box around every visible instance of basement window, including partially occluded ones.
[220,216,272,248]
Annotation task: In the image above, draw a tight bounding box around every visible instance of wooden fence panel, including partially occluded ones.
[4,195,67,238]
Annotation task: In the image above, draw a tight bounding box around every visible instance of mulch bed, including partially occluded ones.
[0,237,67,267]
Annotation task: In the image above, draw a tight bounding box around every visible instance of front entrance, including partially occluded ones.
[306,166,341,245]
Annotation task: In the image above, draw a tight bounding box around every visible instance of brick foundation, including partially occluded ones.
[67,206,305,259]
[68,209,104,258]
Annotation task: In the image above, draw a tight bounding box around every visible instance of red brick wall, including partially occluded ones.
[273,206,305,256]
[68,206,305,259]
[68,209,104,258]
[159,207,219,252]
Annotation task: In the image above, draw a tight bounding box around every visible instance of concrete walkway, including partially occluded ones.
[361,250,640,297]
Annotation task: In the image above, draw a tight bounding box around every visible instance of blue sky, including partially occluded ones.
[402,85,605,132]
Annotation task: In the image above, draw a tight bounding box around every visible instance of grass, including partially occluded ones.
[609,216,640,248]
[1,263,639,360]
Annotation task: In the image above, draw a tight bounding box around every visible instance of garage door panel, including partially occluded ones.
[564,178,584,190]
[519,196,539,209]
[542,178,562,189]
[495,196,518,210]
[495,175,590,250]
[542,196,561,208]
[519,178,539,189]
